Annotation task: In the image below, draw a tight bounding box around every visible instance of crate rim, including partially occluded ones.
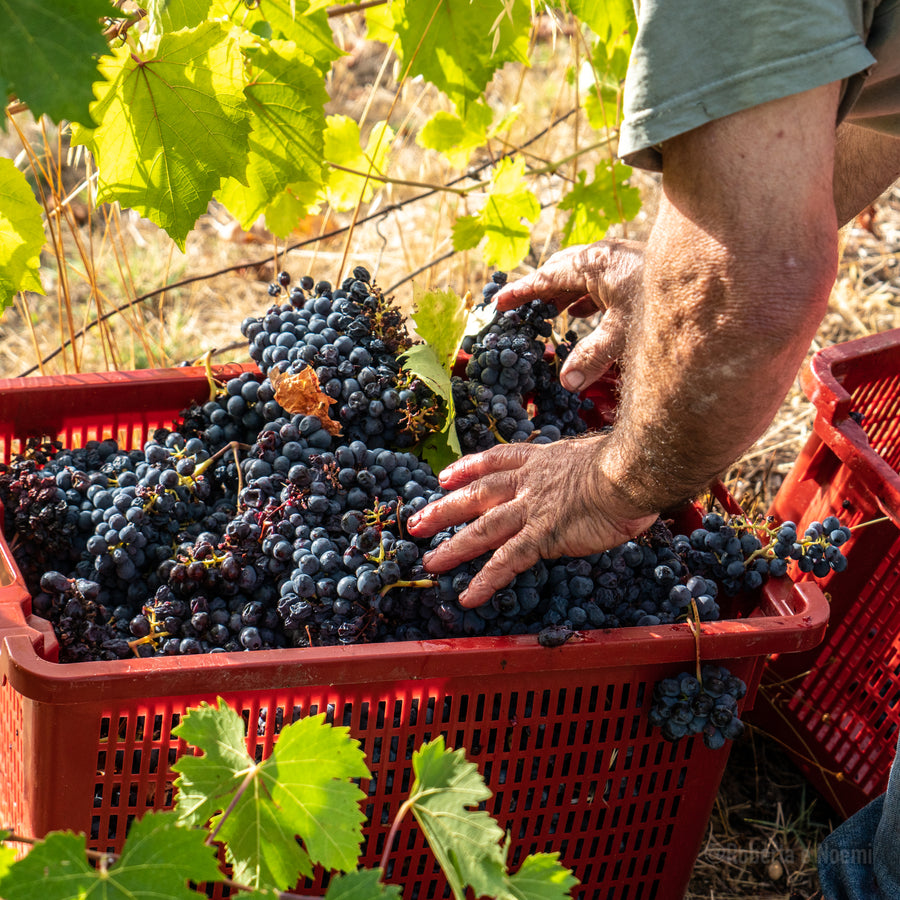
[0,579,827,705]
[800,328,900,522]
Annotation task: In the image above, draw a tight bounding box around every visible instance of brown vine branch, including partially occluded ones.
[327,0,388,16]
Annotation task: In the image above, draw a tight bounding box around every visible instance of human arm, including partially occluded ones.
[408,83,843,607]
[834,123,900,225]
[494,122,900,394]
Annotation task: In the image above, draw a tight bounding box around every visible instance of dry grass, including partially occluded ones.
[2,12,900,899]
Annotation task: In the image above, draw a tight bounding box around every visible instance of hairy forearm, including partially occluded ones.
[599,204,837,513]
[596,85,843,514]
[834,124,900,226]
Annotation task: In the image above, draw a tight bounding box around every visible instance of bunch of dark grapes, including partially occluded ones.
[671,511,852,596]
[1,265,850,665]
[649,665,748,749]
[767,515,851,577]
[31,570,129,663]
[455,278,593,451]
[241,267,442,450]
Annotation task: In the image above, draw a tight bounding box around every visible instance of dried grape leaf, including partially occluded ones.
[270,368,341,436]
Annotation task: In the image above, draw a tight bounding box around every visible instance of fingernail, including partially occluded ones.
[422,551,433,566]
[563,370,585,391]
[408,512,421,527]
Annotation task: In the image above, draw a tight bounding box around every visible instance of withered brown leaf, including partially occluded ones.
[269,368,342,436]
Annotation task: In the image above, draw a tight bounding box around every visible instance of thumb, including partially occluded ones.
[559,315,626,391]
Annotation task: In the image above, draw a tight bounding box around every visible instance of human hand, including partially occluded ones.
[495,240,644,392]
[406,434,658,608]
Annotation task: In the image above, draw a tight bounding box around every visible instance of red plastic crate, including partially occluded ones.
[0,365,829,899]
[748,330,900,818]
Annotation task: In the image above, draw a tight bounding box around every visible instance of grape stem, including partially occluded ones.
[379,578,437,598]
[849,515,893,530]
[687,599,702,684]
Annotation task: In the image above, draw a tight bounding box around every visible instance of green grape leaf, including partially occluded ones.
[322,116,394,211]
[173,700,369,891]
[558,161,640,246]
[451,214,485,252]
[217,0,342,75]
[148,0,215,32]
[418,101,494,168]
[0,0,117,127]
[458,156,539,271]
[583,82,621,131]
[171,698,251,828]
[325,868,403,899]
[262,178,322,237]
[393,0,532,113]
[365,3,396,45]
[0,157,46,311]
[507,852,579,899]
[399,343,460,471]
[216,40,328,231]
[410,286,470,374]
[0,812,223,900]
[172,698,310,889]
[77,22,251,250]
[565,0,635,44]
[266,714,369,872]
[409,737,512,900]
[419,420,462,473]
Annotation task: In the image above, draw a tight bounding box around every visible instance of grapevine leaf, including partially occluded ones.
[410,286,470,375]
[325,867,403,899]
[564,0,635,46]
[479,157,541,271]
[217,0,342,75]
[270,368,342,435]
[417,101,494,168]
[77,22,251,250]
[171,698,252,829]
[558,161,641,246]
[418,101,521,169]
[265,713,370,873]
[0,812,223,900]
[419,421,462,473]
[0,0,116,127]
[148,0,215,32]
[173,699,311,888]
[409,737,513,900]
[399,343,461,471]
[574,0,636,80]
[392,0,532,113]
[583,82,620,132]
[262,179,322,236]
[216,40,328,231]
[0,157,46,311]
[507,852,579,899]
[451,215,485,252]
[173,701,369,890]
[365,3,396,45]
[323,116,394,211]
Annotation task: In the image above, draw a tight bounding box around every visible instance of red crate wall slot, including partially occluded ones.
[748,330,900,817]
[0,364,829,900]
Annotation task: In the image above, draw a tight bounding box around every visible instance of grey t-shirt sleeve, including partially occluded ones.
[618,0,878,171]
